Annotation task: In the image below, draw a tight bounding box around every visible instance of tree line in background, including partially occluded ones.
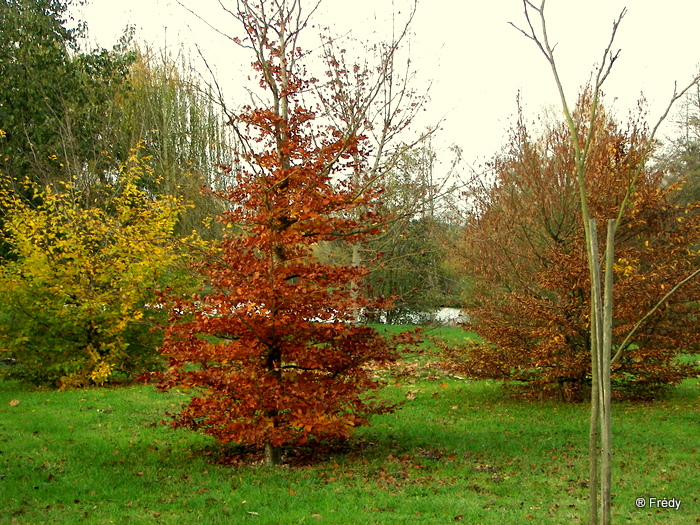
[0,0,237,238]
[1,0,699,476]
[0,0,459,387]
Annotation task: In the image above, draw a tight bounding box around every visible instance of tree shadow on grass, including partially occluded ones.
[199,437,377,467]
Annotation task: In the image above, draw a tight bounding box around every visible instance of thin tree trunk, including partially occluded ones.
[588,396,599,525]
[589,337,599,525]
[588,219,616,525]
[588,221,603,525]
[600,220,615,524]
[351,229,362,324]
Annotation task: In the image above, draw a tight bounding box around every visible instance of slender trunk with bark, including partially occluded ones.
[588,219,615,525]
[588,221,603,525]
[600,219,615,524]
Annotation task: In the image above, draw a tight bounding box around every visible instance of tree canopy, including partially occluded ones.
[447,92,700,400]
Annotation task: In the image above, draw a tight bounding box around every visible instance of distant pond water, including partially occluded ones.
[366,307,468,326]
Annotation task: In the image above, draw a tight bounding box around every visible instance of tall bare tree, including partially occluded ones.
[512,2,700,523]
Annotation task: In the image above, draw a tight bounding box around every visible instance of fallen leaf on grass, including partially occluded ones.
[474,464,499,473]
[311,514,323,520]
[405,390,420,400]
[9,400,20,406]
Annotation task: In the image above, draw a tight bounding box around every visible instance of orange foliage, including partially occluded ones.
[450,93,700,400]
[154,10,410,454]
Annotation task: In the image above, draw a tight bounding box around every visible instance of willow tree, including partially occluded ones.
[111,49,237,238]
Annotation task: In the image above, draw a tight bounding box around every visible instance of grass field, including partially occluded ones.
[1,326,698,524]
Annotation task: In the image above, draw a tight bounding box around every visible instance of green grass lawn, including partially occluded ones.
[0,329,698,524]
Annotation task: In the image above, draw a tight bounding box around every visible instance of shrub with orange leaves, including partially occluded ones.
[448,94,700,401]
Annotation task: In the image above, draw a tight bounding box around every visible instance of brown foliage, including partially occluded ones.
[450,93,700,401]
[154,3,414,457]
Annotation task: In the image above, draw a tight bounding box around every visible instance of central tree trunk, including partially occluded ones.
[265,344,283,466]
[264,442,282,466]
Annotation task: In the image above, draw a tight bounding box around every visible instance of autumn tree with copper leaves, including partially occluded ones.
[448,92,700,401]
[155,0,413,466]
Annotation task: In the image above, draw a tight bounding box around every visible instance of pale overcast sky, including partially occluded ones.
[73,0,700,174]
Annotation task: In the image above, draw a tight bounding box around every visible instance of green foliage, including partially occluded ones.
[0,152,195,387]
[663,84,700,205]
[317,144,466,321]
[0,0,135,189]
[111,49,237,239]
[0,1,232,240]
[365,217,464,321]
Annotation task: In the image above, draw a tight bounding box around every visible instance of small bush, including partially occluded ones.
[0,152,196,387]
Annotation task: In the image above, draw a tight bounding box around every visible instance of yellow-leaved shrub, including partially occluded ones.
[0,151,199,387]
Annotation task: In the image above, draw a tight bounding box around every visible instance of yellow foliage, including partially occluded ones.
[0,152,200,387]
[89,360,115,386]
[613,257,638,277]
